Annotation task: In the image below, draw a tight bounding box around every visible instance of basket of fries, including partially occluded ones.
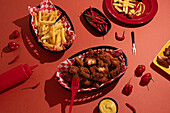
[56,46,128,93]
[28,0,76,52]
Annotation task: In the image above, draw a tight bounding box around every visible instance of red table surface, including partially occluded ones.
[0,0,170,113]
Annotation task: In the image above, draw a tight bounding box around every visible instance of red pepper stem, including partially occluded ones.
[139,65,142,68]
[122,30,125,37]
[17,49,22,56]
[128,77,132,85]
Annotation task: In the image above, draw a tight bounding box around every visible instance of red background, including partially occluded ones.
[0,0,170,113]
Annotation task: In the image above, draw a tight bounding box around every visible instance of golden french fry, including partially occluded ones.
[61,28,67,43]
[48,15,54,21]
[51,26,56,44]
[113,3,123,7]
[34,13,38,27]
[43,39,46,43]
[41,35,50,40]
[43,42,54,48]
[55,45,63,50]
[56,32,61,45]
[113,0,138,17]
[39,20,55,24]
[34,10,67,50]
[38,11,42,22]
[114,6,123,12]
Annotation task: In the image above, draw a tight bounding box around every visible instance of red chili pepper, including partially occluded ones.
[86,18,102,32]
[135,65,146,77]
[12,30,20,38]
[84,14,106,24]
[93,11,105,20]
[89,6,94,15]
[84,14,107,24]
[7,42,20,51]
[8,49,21,64]
[115,30,125,41]
[103,24,108,32]
[122,78,133,96]
[86,11,91,15]
[125,103,136,113]
[140,73,152,86]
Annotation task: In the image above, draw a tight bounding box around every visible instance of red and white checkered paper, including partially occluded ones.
[56,49,127,92]
[28,0,76,51]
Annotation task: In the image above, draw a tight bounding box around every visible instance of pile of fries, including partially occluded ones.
[113,0,136,16]
[34,10,69,50]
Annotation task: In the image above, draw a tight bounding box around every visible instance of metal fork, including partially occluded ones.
[69,77,80,113]
[131,31,136,56]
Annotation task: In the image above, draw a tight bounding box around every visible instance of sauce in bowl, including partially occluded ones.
[98,98,118,113]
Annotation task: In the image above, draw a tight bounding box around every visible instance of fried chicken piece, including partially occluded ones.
[80,67,90,74]
[86,49,98,58]
[79,67,91,79]
[167,59,170,65]
[97,65,109,74]
[93,72,104,81]
[157,56,169,68]
[99,76,108,83]
[75,57,84,67]
[80,79,92,87]
[62,72,73,86]
[109,64,121,78]
[84,57,97,66]
[163,46,170,56]
[89,65,97,76]
[79,71,91,79]
[69,65,79,75]
[98,53,112,66]
[97,58,105,67]
[73,74,80,79]
[111,57,120,66]
[92,82,100,88]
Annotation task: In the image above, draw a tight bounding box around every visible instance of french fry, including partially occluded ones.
[34,13,38,27]
[51,25,56,44]
[114,6,123,12]
[113,0,136,16]
[113,3,123,7]
[34,10,69,50]
[61,28,67,43]
[38,11,42,22]
[56,32,61,45]
[41,34,50,40]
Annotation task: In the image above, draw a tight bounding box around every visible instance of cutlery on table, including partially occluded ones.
[69,77,80,113]
[131,31,136,56]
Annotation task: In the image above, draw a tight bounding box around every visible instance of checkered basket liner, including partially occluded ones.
[56,48,127,92]
[28,0,76,51]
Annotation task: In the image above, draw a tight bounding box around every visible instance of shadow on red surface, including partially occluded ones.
[44,73,119,113]
[13,15,64,64]
[150,62,170,81]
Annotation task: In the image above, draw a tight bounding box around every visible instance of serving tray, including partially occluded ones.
[28,1,75,53]
[56,46,128,93]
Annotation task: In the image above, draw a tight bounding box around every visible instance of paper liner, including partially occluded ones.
[28,0,75,51]
[56,49,127,92]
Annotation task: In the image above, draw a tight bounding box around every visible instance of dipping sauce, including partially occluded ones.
[99,99,117,113]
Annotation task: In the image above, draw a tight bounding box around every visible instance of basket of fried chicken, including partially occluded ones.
[56,46,128,92]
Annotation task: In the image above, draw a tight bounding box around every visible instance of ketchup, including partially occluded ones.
[0,64,38,92]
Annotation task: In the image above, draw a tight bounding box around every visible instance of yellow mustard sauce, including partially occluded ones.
[99,99,117,113]
[135,2,145,16]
